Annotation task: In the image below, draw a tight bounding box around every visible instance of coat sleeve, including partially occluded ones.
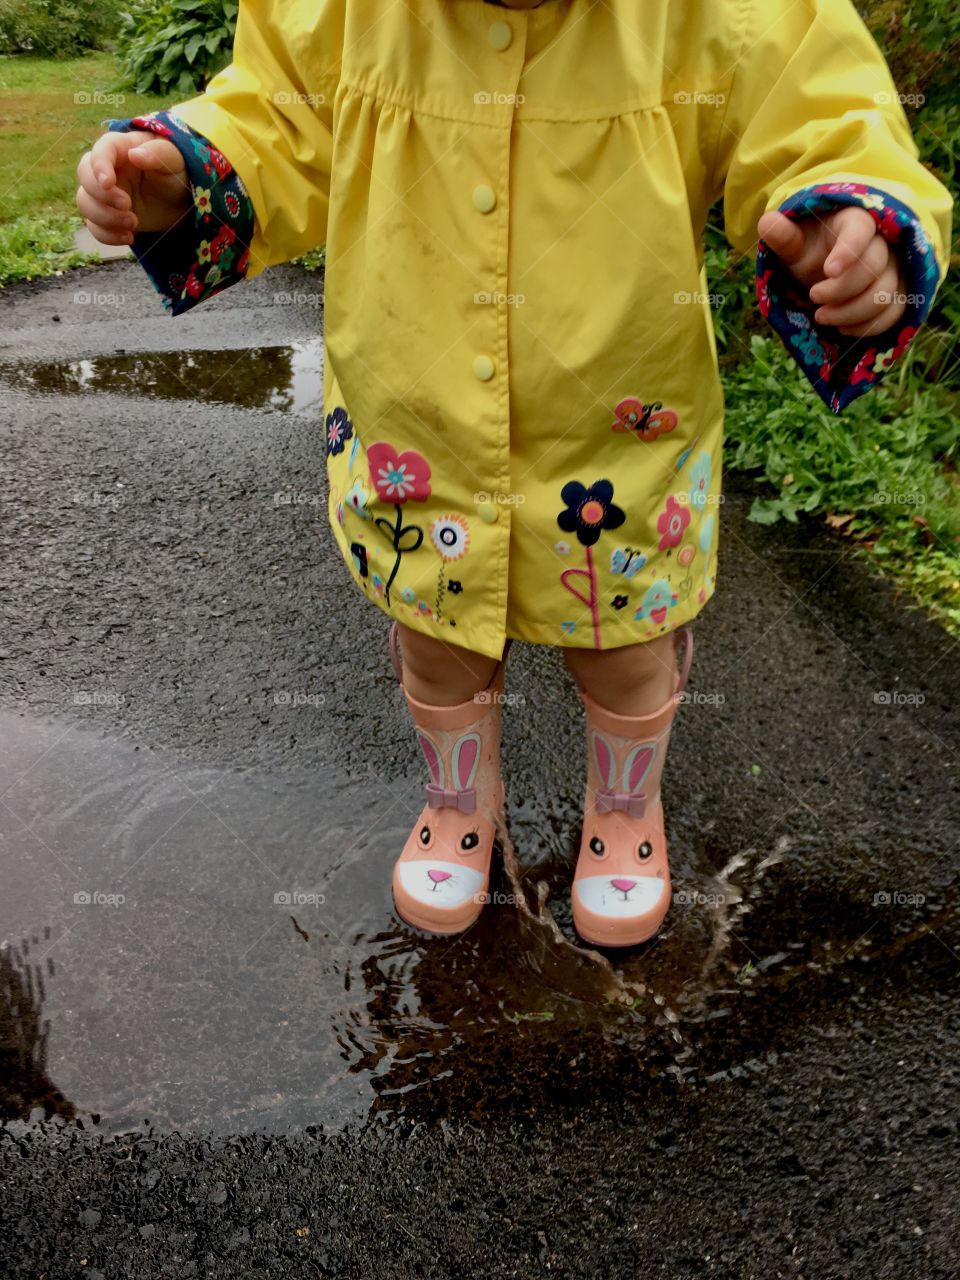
[106,109,256,315]
[712,0,953,412]
[106,0,339,315]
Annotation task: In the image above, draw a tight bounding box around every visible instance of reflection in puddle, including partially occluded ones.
[0,709,954,1137]
[0,340,324,415]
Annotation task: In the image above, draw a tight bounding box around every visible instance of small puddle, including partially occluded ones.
[0,340,324,414]
[1,708,953,1137]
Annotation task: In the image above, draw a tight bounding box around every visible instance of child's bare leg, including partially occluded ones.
[562,633,678,715]
[395,622,500,706]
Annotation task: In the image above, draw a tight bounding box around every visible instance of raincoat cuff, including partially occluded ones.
[104,110,254,316]
[755,182,941,414]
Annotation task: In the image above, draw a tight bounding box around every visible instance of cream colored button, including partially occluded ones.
[488,20,513,50]
[473,183,497,214]
[477,501,498,524]
[473,354,495,381]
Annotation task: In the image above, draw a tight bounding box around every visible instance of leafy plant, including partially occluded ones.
[703,218,763,359]
[0,214,96,285]
[0,0,122,56]
[293,245,326,274]
[722,335,960,631]
[115,0,238,97]
[702,3,960,632]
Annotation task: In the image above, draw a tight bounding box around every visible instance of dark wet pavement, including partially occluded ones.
[1,263,958,1277]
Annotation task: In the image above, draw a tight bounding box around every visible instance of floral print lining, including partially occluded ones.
[756,182,941,414]
[105,110,254,316]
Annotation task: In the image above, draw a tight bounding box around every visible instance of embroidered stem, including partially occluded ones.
[380,503,405,605]
[585,543,601,648]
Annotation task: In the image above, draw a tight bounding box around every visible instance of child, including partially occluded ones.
[79,0,951,945]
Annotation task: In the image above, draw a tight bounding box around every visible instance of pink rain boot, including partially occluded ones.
[569,628,694,947]
[388,621,511,936]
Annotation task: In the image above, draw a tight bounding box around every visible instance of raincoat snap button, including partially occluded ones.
[473,355,495,381]
[488,20,513,50]
[477,501,498,524]
[472,184,497,214]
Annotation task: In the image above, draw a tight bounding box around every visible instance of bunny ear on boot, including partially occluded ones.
[570,626,694,948]
[387,622,511,936]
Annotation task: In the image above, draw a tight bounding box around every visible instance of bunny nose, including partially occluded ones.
[611,878,637,893]
[427,869,452,884]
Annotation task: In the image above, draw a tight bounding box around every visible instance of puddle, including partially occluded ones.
[1,708,954,1137]
[0,340,323,414]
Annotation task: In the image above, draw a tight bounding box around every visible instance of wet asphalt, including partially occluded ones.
[0,261,958,1278]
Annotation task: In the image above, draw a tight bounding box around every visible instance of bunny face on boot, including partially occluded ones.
[574,729,668,921]
[393,726,496,912]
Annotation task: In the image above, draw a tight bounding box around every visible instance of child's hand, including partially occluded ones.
[757,207,907,337]
[77,130,192,246]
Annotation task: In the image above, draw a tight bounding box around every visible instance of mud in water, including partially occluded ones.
[2,706,955,1138]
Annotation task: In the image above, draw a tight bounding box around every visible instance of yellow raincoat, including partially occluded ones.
[110,0,952,659]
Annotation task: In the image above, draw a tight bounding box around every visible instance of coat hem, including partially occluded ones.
[329,511,715,659]
[503,582,715,650]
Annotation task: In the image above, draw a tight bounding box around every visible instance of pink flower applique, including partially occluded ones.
[657,494,690,551]
[367,442,432,504]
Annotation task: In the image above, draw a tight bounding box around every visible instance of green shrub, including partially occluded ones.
[115,0,237,97]
[0,0,122,56]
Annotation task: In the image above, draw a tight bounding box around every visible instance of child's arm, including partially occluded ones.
[711,0,953,412]
[80,0,340,315]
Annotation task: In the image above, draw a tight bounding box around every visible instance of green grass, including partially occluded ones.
[0,211,98,284]
[0,50,165,282]
[722,334,960,634]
